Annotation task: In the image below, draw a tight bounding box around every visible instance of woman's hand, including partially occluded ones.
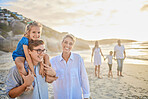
[45,76,58,83]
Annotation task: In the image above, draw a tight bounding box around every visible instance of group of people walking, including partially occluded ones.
[91,40,126,78]
[5,21,126,99]
[6,21,90,99]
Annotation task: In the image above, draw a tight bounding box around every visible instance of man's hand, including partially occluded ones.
[43,64,56,77]
[124,55,126,60]
[21,69,34,87]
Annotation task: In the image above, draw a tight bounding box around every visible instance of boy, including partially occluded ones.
[104,51,113,78]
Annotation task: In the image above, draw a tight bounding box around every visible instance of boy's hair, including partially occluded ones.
[62,34,76,43]
[24,21,42,38]
[110,51,113,53]
[28,40,44,51]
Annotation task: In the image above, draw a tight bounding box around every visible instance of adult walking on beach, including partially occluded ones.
[91,41,104,78]
[50,34,90,99]
[114,40,126,76]
[6,40,57,99]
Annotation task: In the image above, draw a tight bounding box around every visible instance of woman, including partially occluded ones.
[50,34,90,99]
[91,41,104,78]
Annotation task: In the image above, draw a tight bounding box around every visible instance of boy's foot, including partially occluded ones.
[111,75,113,78]
[108,74,110,78]
[117,74,119,76]
[95,73,97,77]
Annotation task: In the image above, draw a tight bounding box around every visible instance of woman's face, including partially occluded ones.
[62,37,74,54]
[95,41,98,47]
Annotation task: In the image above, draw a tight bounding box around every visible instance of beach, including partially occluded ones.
[0,50,148,99]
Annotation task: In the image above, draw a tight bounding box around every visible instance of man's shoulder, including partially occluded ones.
[9,66,18,73]
[114,45,118,47]
[8,66,21,78]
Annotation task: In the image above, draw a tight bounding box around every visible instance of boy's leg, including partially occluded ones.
[108,64,110,77]
[110,64,113,78]
[15,57,27,76]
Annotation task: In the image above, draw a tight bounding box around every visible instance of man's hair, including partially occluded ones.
[28,39,44,51]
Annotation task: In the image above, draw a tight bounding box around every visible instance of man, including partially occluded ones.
[6,40,57,99]
[114,40,126,76]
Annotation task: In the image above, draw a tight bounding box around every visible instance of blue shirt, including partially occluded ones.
[6,62,49,99]
[50,52,90,99]
[12,37,29,61]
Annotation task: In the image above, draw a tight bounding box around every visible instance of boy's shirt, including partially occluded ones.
[105,55,113,64]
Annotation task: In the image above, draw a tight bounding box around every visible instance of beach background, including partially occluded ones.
[0,41,148,99]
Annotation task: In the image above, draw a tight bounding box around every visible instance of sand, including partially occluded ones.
[0,52,148,99]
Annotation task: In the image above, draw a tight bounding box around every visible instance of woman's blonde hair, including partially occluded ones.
[24,21,42,38]
[94,41,98,48]
[62,34,76,43]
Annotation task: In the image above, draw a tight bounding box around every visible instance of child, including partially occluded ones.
[104,51,113,78]
[12,21,55,90]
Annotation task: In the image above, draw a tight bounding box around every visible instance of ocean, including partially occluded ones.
[74,42,148,66]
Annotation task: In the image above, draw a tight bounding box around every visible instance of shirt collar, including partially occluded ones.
[60,52,74,62]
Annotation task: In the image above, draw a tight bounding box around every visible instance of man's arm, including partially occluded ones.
[114,51,116,58]
[124,50,126,59]
[8,69,34,98]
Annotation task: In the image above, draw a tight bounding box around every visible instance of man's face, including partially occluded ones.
[29,44,45,63]
[117,40,121,45]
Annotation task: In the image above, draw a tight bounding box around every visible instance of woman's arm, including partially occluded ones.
[91,48,94,62]
[100,48,104,58]
[79,57,90,99]
[23,45,36,76]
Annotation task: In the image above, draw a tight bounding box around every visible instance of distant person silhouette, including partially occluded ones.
[91,41,104,78]
[114,40,126,76]
[104,51,114,78]
[50,34,90,99]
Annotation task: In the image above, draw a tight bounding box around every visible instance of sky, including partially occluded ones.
[0,0,148,41]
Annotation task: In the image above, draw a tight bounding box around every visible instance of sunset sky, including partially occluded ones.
[0,0,148,41]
